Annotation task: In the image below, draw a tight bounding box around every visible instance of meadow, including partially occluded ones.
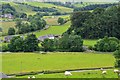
[17,69,118,78]
[2,52,115,74]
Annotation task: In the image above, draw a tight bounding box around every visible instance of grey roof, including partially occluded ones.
[0,72,8,78]
[38,34,54,41]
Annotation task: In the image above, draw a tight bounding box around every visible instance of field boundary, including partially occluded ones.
[7,67,114,77]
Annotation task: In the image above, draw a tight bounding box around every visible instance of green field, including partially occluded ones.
[2,52,115,74]
[33,21,70,37]
[83,39,97,46]
[18,70,118,78]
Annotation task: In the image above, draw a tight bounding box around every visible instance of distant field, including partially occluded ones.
[18,69,117,78]
[43,15,70,26]
[2,52,114,74]
[25,2,73,13]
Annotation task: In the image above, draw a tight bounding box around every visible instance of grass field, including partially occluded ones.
[83,39,97,46]
[17,70,118,78]
[2,52,115,74]
[33,21,70,37]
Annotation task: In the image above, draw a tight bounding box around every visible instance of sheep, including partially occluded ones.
[102,70,107,74]
[100,68,104,71]
[28,76,30,79]
[32,76,35,78]
[64,71,72,76]
[114,69,119,73]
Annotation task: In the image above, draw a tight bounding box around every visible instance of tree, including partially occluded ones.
[41,39,55,51]
[8,36,24,52]
[8,27,15,35]
[94,36,119,52]
[114,44,120,78]
[58,17,65,25]
[23,34,39,52]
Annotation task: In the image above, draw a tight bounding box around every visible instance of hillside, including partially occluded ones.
[25,2,73,13]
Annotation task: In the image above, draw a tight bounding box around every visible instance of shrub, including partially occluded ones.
[94,36,119,52]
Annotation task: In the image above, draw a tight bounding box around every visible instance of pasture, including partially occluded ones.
[2,52,115,74]
[33,21,70,37]
[17,69,118,78]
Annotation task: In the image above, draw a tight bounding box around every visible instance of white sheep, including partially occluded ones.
[114,69,119,73]
[32,76,35,78]
[64,71,72,76]
[28,76,30,78]
[100,68,104,71]
[102,70,107,74]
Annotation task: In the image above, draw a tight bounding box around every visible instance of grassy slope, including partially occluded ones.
[2,1,36,15]
[25,2,73,13]
[33,21,70,37]
[2,52,115,74]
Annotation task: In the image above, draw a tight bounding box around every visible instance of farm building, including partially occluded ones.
[0,72,9,78]
[38,34,61,41]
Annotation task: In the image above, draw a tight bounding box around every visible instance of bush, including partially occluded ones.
[2,45,9,52]
[94,36,119,52]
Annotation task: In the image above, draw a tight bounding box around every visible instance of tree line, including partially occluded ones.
[65,5,120,39]
[74,3,118,11]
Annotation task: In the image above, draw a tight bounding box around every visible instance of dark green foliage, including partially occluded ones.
[59,35,83,52]
[58,17,65,25]
[74,3,117,11]
[41,39,55,51]
[2,3,16,15]
[114,44,120,68]
[23,34,39,52]
[41,35,83,52]
[8,34,39,52]
[16,13,46,34]
[94,36,119,52]
[66,5,120,39]
[8,36,24,52]
[0,27,2,32]
[8,27,15,35]
[2,45,9,52]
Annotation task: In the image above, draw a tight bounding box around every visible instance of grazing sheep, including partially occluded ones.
[28,76,30,79]
[100,68,104,71]
[114,69,119,73]
[102,71,107,74]
[64,71,72,76]
[32,76,35,78]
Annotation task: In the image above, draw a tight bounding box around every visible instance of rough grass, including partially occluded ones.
[2,2,36,16]
[17,70,118,78]
[25,2,73,13]
[2,52,115,74]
